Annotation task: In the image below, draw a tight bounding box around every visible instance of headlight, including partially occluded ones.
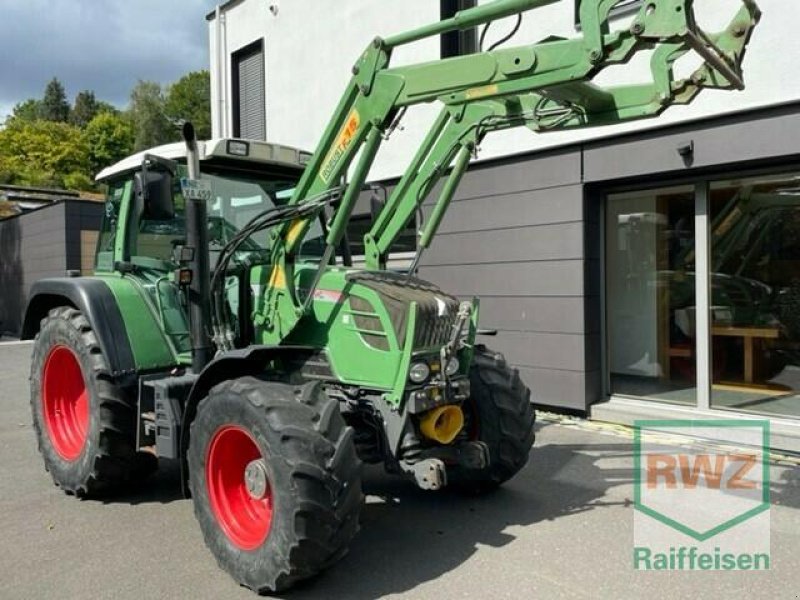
[445,357,460,377]
[408,361,431,384]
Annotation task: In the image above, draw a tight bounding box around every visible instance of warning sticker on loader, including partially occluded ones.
[319,109,360,184]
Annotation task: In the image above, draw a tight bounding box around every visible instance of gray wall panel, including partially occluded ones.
[424,184,584,233]
[475,296,594,334]
[515,366,590,411]
[0,203,68,336]
[487,330,589,372]
[416,148,593,411]
[453,147,582,200]
[62,201,104,273]
[65,202,81,271]
[419,260,586,297]
[424,222,584,265]
[584,105,800,182]
[0,216,25,336]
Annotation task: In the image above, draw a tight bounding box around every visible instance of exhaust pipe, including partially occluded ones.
[419,405,465,445]
[182,122,213,372]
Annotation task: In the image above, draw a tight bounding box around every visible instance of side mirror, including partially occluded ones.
[134,169,174,220]
[134,159,175,221]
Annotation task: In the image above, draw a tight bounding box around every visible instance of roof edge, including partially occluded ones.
[206,0,246,21]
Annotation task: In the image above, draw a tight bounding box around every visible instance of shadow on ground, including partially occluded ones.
[89,422,800,598]
[96,460,186,505]
[326,442,796,600]
[90,420,634,598]
[286,422,632,599]
[771,462,800,509]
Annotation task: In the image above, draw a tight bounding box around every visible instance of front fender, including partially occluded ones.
[178,345,316,495]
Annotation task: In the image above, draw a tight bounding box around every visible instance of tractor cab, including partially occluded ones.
[94,139,318,356]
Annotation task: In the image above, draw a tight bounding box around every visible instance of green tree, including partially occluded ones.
[8,99,43,123]
[165,70,212,140]
[129,80,175,151]
[63,171,94,191]
[96,100,119,116]
[83,111,135,174]
[40,77,71,122]
[0,119,90,188]
[70,90,99,128]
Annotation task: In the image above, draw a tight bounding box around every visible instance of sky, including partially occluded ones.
[0,0,220,121]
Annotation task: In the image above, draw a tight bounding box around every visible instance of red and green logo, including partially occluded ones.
[633,420,771,570]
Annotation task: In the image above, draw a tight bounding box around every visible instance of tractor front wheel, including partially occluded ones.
[187,378,362,594]
[30,307,154,497]
[449,345,536,493]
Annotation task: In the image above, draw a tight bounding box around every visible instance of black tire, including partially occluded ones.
[187,377,363,594]
[449,345,535,493]
[30,306,155,497]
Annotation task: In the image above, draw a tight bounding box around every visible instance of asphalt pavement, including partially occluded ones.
[1,341,799,600]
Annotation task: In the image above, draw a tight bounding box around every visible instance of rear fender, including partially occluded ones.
[22,278,137,381]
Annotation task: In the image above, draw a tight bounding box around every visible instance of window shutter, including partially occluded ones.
[234,43,266,140]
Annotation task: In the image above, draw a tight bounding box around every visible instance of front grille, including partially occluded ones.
[347,271,459,350]
[413,302,458,349]
[349,296,390,351]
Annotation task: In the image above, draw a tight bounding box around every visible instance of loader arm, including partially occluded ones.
[259,0,759,342]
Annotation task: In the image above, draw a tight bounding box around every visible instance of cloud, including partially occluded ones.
[0,0,218,111]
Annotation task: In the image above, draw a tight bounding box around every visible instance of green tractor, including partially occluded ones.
[23,0,758,593]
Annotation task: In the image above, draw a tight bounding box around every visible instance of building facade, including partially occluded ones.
[0,200,103,336]
[208,0,800,450]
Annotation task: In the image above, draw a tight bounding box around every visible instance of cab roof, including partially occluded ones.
[95,138,312,182]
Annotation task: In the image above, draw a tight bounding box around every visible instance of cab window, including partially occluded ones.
[95,179,129,271]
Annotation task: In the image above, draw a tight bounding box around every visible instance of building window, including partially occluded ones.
[605,171,800,421]
[575,0,643,27]
[232,40,266,141]
[606,185,697,404]
[441,0,478,58]
[708,174,800,419]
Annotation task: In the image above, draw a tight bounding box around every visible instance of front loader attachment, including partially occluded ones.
[359,0,760,272]
[519,0,761,132]
[253,0,760,350]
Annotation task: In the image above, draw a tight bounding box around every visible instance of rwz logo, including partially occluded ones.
[634,420,770,542]
[646,452,758,490]
[633,420,771,571]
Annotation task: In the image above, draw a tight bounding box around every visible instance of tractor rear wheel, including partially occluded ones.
[449,345,536,493]
[187,377,362,594]
[30,306,154,497]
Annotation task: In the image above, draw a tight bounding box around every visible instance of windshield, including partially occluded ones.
[205,170,326,258]
[132,168,326,267]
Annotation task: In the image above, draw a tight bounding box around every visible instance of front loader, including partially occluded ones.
[23,0,759,593]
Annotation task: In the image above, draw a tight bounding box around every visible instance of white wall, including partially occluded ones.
[210,0,796,181]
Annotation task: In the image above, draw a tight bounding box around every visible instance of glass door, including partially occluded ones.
[606,186,698,404]
[709,172,800,419]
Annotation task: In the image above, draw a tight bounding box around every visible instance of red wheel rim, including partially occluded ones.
[206,425,273,550]
[41,345,89,461]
